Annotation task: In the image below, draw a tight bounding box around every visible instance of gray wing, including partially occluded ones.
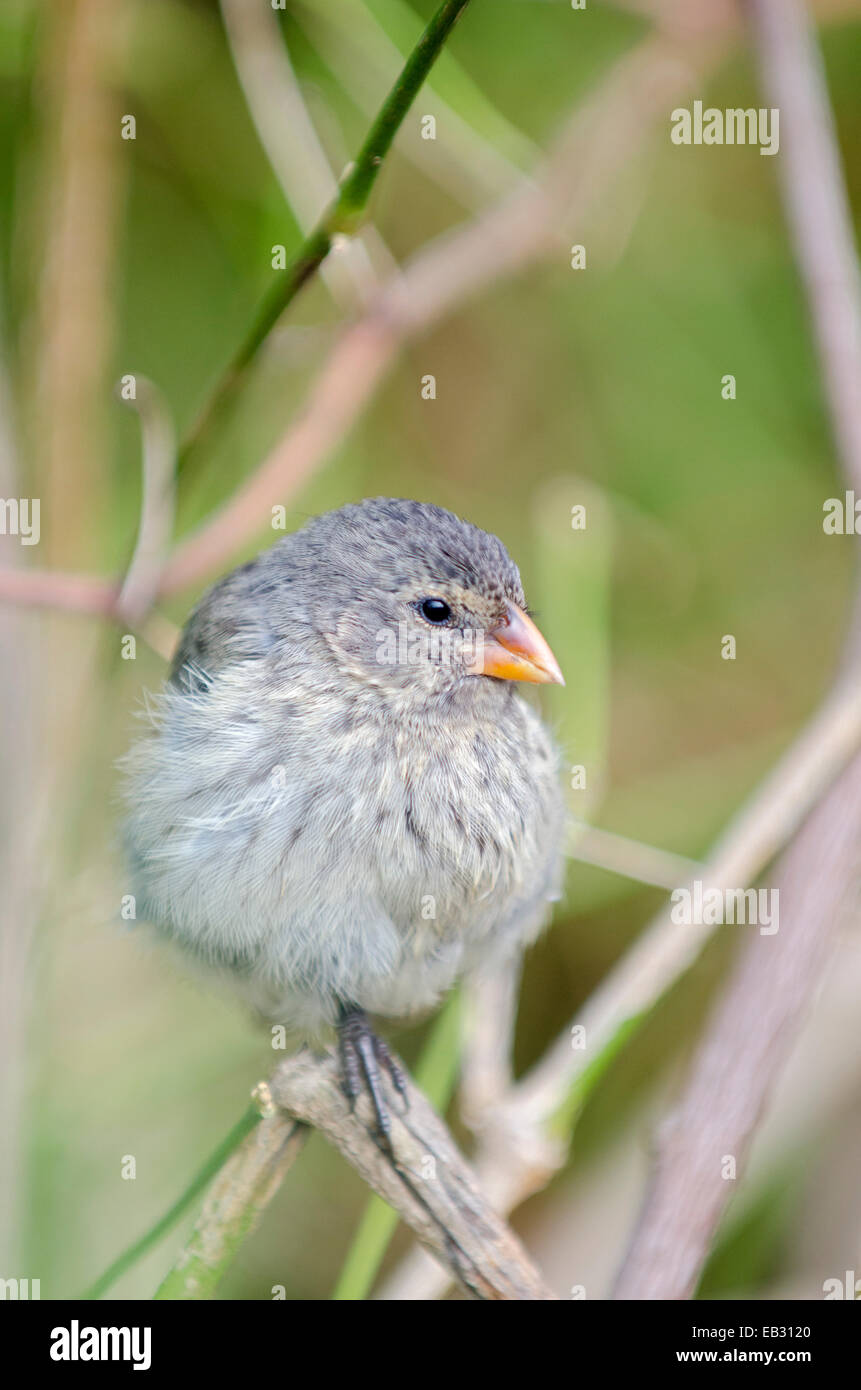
[169,553,289,692]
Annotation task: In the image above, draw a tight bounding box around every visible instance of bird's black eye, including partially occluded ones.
[420,598,451,624]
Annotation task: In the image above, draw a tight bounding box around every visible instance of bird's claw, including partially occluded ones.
[337,1006,408,1152]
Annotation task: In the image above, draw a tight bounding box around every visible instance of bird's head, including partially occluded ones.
[294,498,564,702]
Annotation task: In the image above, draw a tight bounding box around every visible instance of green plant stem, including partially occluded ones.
[331,991,462,1301]
[178,0,473,479]
[153,1111,307,1300]
[82,1104,261,1300]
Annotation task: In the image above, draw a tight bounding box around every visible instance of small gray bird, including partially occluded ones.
[123,498,566,1136]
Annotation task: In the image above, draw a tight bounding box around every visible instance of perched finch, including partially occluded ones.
[123,499,566,1136]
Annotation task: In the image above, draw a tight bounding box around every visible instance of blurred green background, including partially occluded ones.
[0,0,859,1300]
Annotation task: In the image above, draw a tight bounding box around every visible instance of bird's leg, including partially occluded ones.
[336,1004,408,1148]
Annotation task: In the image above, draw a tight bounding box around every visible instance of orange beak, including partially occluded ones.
[475,601,564,686]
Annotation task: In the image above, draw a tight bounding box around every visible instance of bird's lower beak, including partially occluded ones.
[475,601,565,686]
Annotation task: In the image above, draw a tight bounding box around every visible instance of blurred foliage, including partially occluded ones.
[0,0,859,1300]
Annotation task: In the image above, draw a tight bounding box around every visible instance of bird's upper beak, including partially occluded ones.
[475,601,565,686]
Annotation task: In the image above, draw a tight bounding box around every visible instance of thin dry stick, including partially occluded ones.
[749,0,861,668]
[567,823,702,892]
[158,1051,557,1301]
[268,1050,557,1301]
[746,0,861,484]
[117,377,176,627]
[0,568,120,616]
[612,0,861,1298]
[459,959,522,1132]
[613,749,861,1299]
[0,362,180,653]
[31,0,126,564]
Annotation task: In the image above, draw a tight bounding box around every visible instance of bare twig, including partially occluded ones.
[567,822,702,891]
[613,749,861,1299]
[0,568,120,616]
[155,1048,556,1301]
[459,961,522,1131]
[29,0,126,564]
[747,0,861,662]
[268,1049,557,1301]
[117,377,176,626]
[0,367,180,659]
[746,0,861,490]
[0,566,176,660]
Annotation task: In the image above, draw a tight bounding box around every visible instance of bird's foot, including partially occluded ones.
[337,1005,408,1151]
